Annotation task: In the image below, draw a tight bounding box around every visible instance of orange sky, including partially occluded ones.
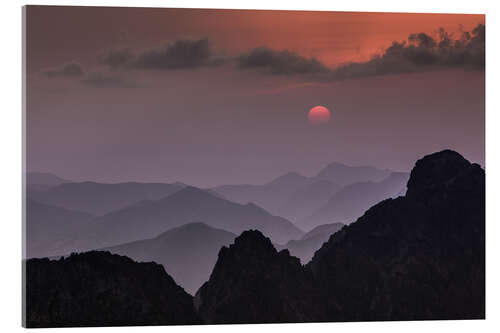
[27,6,484,71]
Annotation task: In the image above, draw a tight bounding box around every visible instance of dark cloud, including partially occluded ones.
[237,47,330,75]
[98,38,224,71]
[133,38,223,69]
[81,72,138,88]
[330,24,485,80]
[42,62,84,78]
[98,49,134,70]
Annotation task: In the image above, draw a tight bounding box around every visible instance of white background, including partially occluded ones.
[0,0,498,331]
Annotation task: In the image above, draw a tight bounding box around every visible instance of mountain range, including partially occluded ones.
[24,150,485,325]
[28,181,185,216]
[28,186,303,258]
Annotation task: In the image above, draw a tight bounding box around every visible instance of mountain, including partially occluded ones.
[46,186,303,255]
[307,149,485,321]
[194,150,484,322]
[279,222,345,263]
[26,172,69,191]
[212,172,310,214]
[24,251,201,327]
[212,163,393,219]
[195,230,324,324]
[314,162,392,186]
[103,223,237,294]
[276,180,341,222]
[299,172,409,230]
[26,199,94,258]
[29,181,184,215]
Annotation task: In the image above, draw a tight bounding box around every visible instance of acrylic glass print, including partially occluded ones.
[22,5,485,327]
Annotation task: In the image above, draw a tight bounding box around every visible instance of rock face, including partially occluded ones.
[308,149,485,321]
[25,251,201,327]
[195,230,324,324]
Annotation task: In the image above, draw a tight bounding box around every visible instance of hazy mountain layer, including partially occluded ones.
[103,223,237,294]
[29,181,184,215]
[35,186,303,257]
[279,222,345,263]
[26,199,93,258]
[299,171,409,230]
[212,163,393,220]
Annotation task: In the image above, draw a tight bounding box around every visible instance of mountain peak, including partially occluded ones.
[406,149,473,200]
[165,185,215,201]
[228,230,276,256]
[267,171,308,186]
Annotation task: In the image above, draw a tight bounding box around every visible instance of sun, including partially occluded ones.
[308,106,331,125]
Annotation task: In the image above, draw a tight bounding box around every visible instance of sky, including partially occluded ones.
[25,6,485,187]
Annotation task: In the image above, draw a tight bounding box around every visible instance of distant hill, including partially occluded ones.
[212,163,394,219]
[212,172,310,214]
[87,186,303,246]
[314,162,391,186]
[276,180,341,222]
[299,172,409,230]
[279,222,345,263]
[40,186,304,256]
[103,223,237,294]
[25,251,201,327]
[26,172,69,191]
[29,181,184,215]
[26,199,93,258]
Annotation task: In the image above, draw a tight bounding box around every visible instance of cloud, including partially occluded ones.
[133,38,223,69]
[81,72,138,88]
[98,38,224,71]
[98,49,134,70]
[237,47,330,76]
[42,62,84,78]
[330,24,485,80]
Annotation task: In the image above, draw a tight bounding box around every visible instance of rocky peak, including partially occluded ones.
[406,149,473,201]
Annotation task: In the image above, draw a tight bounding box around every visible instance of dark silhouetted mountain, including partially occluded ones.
[29,181,184,215]
[195,230,324,324]
[307,149,485,321]
[26,199,93,258]
[276,180,341,221]
[103,223,237,294]
[314,162,392,186]
[279,222,345,263]
[25,251,201,327]
[212,172,310,214]
[47,186,303,255]
[27,172,69,191]
[299,172,409,230]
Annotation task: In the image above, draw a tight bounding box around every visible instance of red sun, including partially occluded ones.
[308,106,331,125]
